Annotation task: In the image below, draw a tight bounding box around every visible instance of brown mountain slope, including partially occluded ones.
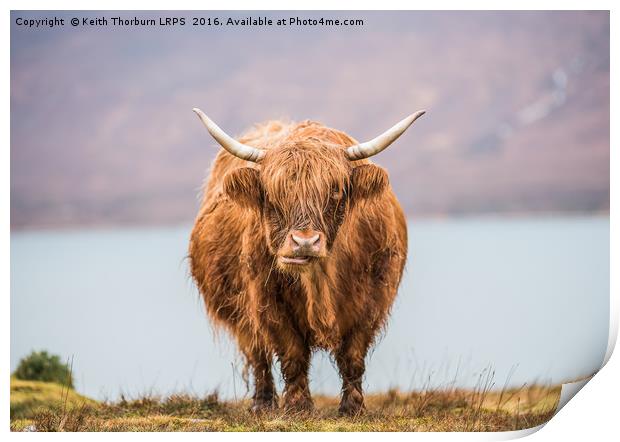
[10,11,609,229]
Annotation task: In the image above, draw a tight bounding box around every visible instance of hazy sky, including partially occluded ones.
[10,11,609,228]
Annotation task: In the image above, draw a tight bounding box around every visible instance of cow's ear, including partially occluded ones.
[351,164,388,202]
[223,167,264,210]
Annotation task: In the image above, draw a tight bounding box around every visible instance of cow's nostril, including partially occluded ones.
[291,233,321,249]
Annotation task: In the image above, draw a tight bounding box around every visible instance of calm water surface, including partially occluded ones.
[11,216,609,400]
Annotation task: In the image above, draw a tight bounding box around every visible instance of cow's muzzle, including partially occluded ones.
[279,229,325,266]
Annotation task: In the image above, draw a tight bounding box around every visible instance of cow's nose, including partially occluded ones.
[290,230,321,252]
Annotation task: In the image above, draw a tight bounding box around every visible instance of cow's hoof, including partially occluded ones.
[339,392,365,417]
[283,395,314,414]
[250,396,278,414]
[250,402,277,414]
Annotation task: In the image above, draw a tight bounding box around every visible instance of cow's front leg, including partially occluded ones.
[335,332,371,416]
[275,333,313,412]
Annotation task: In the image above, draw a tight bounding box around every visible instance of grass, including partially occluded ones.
[10,378,561,432]
[10,378,96,421]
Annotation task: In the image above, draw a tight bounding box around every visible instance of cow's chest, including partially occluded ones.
[281,278,341,349]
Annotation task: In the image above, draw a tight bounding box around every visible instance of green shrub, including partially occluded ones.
[13,351,74,388]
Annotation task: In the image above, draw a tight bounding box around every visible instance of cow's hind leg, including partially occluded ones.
[335,332,372,416]
[239,334,277,412]
[249,348,277,412]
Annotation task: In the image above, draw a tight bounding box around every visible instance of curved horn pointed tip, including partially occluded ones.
[192,108,266,162]
[409,110,426,120]
[192,108,214,126]
[346,109,426,161]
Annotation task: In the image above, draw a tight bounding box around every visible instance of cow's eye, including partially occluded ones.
[268,205,284,223]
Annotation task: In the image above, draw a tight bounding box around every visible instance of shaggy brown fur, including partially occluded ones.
[189,120,407,415]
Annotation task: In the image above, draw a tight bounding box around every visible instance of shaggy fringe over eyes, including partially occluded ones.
[260,140,352,231]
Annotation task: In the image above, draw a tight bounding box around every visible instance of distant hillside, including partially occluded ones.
[10,378,95,420]
[10,11,609,229]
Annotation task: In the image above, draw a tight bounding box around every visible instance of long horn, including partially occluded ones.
[346,110,426,161]
[192,108,266,162]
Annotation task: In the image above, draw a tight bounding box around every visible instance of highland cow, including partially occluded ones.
[189,108,424,415]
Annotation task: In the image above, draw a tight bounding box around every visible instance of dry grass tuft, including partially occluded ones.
[10,380,561,432]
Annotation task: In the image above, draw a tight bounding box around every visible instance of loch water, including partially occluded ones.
[11,216,609,400]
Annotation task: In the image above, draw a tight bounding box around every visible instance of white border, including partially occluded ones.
[3,1,616,440]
